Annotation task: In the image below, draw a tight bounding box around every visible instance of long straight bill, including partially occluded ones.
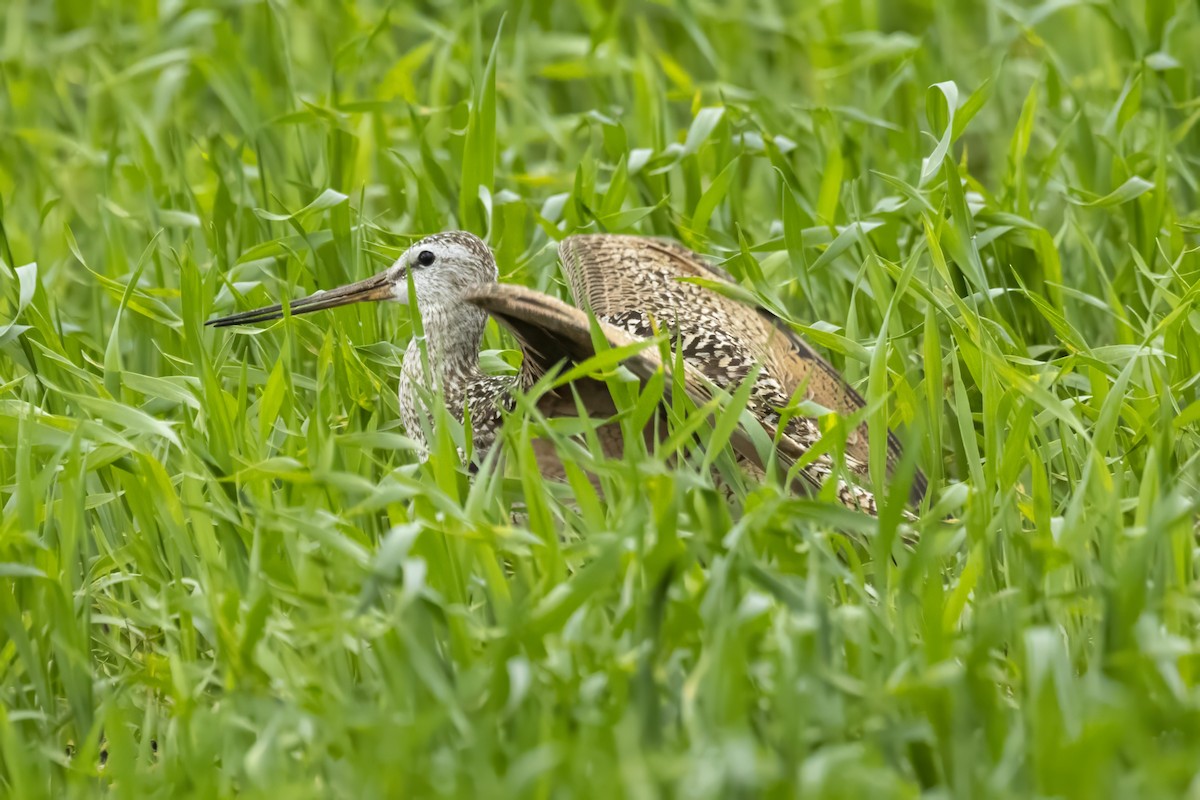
[205,271,395,328]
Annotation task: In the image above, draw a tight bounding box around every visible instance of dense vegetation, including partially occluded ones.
[2,0,1199,796]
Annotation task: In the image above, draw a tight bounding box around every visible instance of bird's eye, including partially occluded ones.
[416,249,436,267]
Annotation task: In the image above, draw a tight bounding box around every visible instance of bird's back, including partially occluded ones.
[558,234,926,504]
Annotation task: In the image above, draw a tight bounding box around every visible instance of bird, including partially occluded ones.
[206,231,926,516]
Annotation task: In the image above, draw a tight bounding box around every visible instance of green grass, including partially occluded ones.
[2,0,1200,796]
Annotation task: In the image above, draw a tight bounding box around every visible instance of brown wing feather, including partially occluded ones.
[462,283,656,378]
[559,234,926,504]
[462,282,824,496]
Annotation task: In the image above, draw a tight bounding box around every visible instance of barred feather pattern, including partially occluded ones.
[598,308,884,516]
[397,302,524,457]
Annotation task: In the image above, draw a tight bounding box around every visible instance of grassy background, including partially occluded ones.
[3,0,1200,796]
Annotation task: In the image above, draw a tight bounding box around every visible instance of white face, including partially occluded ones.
[388,232,498,309]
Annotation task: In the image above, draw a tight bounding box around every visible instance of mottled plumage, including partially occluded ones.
[207,231,925,517]
[391,232,520,453]
[557,235,925,513]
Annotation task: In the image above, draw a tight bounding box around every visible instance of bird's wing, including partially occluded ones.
[461,282,820,494]
[558,234,926,505]
[462,282,660,384]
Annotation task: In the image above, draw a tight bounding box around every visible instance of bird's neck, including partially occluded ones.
[398,298,489,441]
[406,299,488,375]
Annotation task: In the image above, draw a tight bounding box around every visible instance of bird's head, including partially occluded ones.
[206,231,497,328]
